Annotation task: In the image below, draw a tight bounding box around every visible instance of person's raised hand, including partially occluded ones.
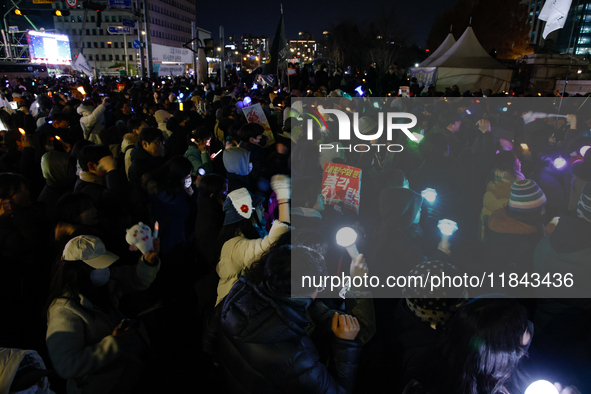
[271,174,291,200]
[350,253,368,278]
[331,313,360,341]
[143,238,160,265]
[476,119,491,133]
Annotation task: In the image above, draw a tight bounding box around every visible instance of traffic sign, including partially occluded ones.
[108,0,132,7]
[66,0,77,7]
[122,18,135,28]
[107,26,131,35]
[132,40,141,49]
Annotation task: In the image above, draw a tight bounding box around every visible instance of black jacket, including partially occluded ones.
[219,277,362,393]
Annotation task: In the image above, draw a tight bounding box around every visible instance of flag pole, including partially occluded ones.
[558,0,582,113]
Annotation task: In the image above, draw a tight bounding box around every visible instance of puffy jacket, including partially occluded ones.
[219,276,362,393]
[216,220,289,305]
[46,258,160,394]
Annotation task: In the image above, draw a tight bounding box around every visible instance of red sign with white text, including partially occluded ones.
[321,163,362,213]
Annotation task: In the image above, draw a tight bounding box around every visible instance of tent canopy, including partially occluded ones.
[428,27,508,69]
[420,33,456,67]
[410,26,512,93]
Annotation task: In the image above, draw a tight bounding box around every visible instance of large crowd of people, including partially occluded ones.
[1,70,591,394]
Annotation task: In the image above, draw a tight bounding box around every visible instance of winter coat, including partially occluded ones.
[127,146,165,190]
[0,348,55,394]
[46,258,160,394]
[218,276,362,393]
[150,188,198,257]
[38,151,77,212]
[79,103,106,145]
[74,170,129,216]
[534,214,591,298]
[486,208,544,276]
[184,145,212,176]
[195,196,225,268]
[216,220,289,306]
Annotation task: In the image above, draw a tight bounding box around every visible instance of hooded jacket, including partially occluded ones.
[38,150,77,211]
[223,147,252,192]
[218,276,362,393]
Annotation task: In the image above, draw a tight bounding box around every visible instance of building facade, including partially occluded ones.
[524,0,546,48]
[51,0,203,74]
[555,0,591,54]
[241,35,268,58]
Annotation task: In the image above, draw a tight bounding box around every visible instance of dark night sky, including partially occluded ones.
[197,0,457,48]
[3,0,457,47]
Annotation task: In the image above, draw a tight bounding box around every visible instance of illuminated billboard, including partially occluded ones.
[27,31,72,65]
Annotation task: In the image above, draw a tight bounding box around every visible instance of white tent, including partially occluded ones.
[420,33,456,67]
[410,27,513,93]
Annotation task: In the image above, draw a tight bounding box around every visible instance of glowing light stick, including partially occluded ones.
[580,145,590,156]
[153,221,159,238]
[438,219,458,236]
[336,227,359,259]
[421,188,437,204]
[524,380,559,394]
[553,157,567,169]
[77,86,86,95]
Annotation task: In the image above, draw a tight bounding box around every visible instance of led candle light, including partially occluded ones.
[421,188,437,204]
[153,221,159,238]
[77,86,86,95]
[521,143,529,150]
[18,128,26,135]
[524,380,559,394]
[55,135,61,141]
[438,219,458,236]
[553,157,567,169]
[336,227,359,259]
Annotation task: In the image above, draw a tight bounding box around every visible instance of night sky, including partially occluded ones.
[197,0,457,48]
[3,0,457,48]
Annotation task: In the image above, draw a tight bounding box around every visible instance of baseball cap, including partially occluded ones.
[62,235,119,269]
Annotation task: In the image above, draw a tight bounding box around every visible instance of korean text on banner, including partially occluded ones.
[321,163,362,213]
[241,103,276,145]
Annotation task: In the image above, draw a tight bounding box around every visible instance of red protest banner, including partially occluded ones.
[321,163,362,213]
